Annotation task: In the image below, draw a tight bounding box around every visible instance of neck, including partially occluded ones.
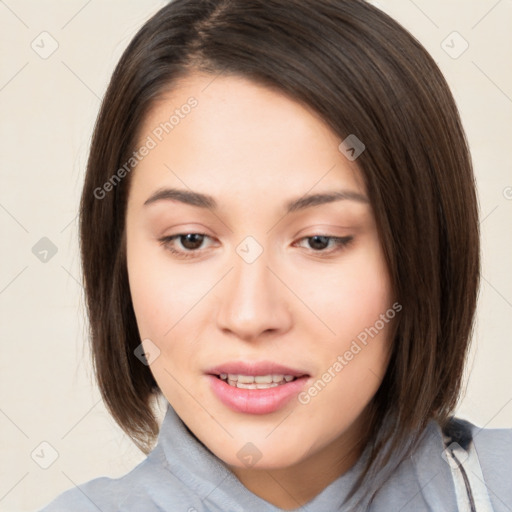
[227,412,369,510]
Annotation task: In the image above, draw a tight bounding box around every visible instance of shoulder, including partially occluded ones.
[467,420,512,506]
[441,415,512,457]
[444,416,512,510]
[382,416,512,512]
[37,446,204,512]
[469,420,512,457]
[37,475,119,512]
[454,416,512,469]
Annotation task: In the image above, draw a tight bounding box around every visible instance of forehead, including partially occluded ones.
[129,71,367,208]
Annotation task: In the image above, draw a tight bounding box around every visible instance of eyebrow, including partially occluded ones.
[143,187,369,213]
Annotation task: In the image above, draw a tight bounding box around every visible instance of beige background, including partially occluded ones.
[0,1,511,511]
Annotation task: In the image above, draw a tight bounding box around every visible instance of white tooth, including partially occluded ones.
[237,381,257,389]
[254,375,273,384]
[220,373,227,380]
[256,383,279,389]
[224,375,294,388]
[237,375,255,384]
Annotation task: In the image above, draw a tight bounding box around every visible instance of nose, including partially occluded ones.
[215,249,293,342]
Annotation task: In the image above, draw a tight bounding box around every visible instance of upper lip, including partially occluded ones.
[206,360,310,377]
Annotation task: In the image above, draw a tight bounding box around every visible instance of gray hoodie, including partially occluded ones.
[38,402,512,511]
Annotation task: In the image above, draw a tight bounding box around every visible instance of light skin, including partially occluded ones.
[125,71,395,510]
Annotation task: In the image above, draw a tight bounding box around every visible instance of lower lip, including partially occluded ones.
[207,375,310,414]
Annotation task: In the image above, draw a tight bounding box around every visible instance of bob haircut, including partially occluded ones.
[79,0,480,506]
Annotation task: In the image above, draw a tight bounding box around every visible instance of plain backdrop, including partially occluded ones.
[0,1,511,511]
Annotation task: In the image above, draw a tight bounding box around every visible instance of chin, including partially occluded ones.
[214,441,307,471]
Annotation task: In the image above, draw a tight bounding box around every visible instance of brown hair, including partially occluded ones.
[79,0,480,508]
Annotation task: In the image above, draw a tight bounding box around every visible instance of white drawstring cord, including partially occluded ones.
[442,426,495,512]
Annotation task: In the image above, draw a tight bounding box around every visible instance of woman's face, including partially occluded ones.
[125,71,395,475]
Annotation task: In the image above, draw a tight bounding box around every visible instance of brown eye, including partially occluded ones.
[158,233,214,259]
[307,235,331,250]
[178,233,206,250]
[295,235,354,255]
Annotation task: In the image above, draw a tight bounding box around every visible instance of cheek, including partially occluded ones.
[294,238,394,401]
[126,246,165,338]
[293,239,392,342]
[126,232,215,383]
[126,241,198,401]
[126,229,178,355]
[126,232,202,337]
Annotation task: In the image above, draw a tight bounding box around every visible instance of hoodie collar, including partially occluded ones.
[154,401,456,511]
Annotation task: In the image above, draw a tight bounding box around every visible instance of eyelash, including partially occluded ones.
[157,233,354,260]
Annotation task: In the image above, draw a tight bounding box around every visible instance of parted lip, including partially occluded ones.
[205,360,310,377]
